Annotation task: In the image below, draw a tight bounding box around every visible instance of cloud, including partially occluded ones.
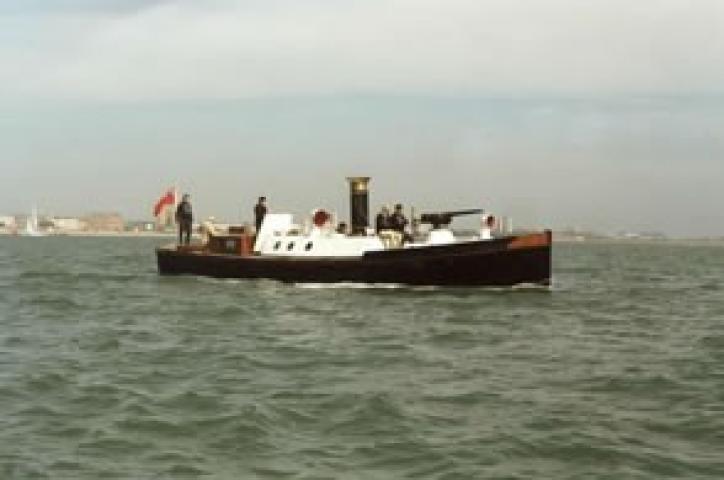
[2,0,724,101]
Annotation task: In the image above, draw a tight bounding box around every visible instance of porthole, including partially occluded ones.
[273,241,281,250]
[287,242,295,251]
[304,242,313,251]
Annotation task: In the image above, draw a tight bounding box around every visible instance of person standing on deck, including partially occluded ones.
[375,205,391,233]
[175,194,193,245]
[254,196,267,233]
[390,204,408,234]
[390,203,413,243]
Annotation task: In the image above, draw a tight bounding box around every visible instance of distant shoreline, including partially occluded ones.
[555,236,724,246]
[1,230,722,246]
[0,231,175,238]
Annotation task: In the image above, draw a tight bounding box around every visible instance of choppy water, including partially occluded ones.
[1,236,723,479]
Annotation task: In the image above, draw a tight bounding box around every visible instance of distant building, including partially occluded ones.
[0,216,16,229]
[82,213,125,232]
[156,208,175,231]
[52,217,85,232]
[497,216,513,235]
[127,221,156,232]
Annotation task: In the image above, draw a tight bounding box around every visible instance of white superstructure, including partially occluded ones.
[252,210,496,258]
[255,213,384,257]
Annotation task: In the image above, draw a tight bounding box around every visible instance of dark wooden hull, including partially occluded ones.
[156,231,552,287]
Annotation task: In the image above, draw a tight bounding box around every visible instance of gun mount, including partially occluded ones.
[418,209,483,229]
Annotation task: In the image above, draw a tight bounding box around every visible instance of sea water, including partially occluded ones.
[1,236,723,479]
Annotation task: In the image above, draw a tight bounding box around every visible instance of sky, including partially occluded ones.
[1,0,723,236]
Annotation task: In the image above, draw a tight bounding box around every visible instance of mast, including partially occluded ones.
[31,206,39,232]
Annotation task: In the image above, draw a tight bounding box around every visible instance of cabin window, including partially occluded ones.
[287,242,295,251]
[273,241,281,250]
[304,241,313,251]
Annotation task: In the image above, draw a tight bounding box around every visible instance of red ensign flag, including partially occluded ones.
[153,189,176,217]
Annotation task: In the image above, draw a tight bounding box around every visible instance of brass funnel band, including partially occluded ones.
[347,177,370,193]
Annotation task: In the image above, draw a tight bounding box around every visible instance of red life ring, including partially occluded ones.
[313,209,331,227]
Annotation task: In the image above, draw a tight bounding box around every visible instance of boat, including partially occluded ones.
[21,207,45,237]
[156,178,551,287]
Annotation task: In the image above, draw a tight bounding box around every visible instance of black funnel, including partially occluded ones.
[346,177,370,235]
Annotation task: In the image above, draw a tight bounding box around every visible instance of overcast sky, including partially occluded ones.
[1,0,723,236]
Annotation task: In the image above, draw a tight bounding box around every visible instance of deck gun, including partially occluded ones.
[418,209,484,229]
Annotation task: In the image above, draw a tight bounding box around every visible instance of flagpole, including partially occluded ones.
[154,189,162,231]
[174,184,179,227]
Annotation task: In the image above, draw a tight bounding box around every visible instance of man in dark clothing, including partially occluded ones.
[390,204,408,233]
[390,203,413,243]
[175,193,193,245]
[254,196,267,233]
[375,205,391,233]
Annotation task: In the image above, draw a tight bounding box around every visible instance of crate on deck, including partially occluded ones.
[208,229,254,256]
